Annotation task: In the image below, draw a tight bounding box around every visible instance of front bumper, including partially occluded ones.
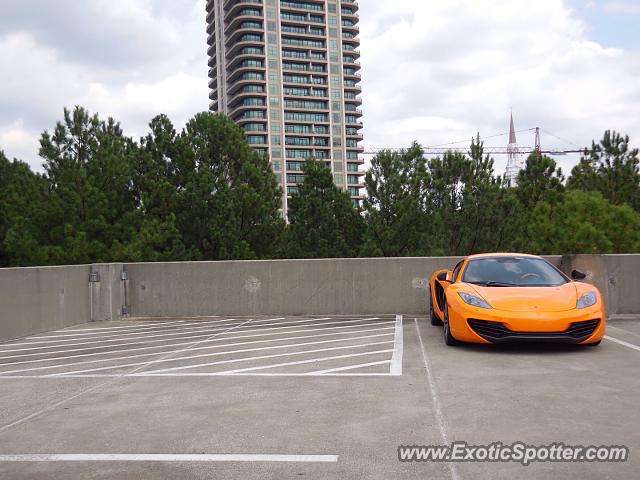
[448,303,606,345]
[467,319,600,344]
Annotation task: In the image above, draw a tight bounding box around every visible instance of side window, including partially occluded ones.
[452,261,464,283]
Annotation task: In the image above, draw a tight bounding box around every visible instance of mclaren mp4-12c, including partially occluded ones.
[429,254,605,346]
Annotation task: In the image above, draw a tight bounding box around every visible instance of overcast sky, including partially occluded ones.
[0,0,638,175]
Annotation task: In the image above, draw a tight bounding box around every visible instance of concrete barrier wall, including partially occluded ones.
[0,265,91,341]
[125,256,563,318]
[125,257,463,317]
[0,254,637,341]
[605,255,640,314]
[557,254,640,316]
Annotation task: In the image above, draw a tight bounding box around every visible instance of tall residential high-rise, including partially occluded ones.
[206,0,365,210]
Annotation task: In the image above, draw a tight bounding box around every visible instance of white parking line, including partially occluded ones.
[309,360,392,375]
[0,319,246,351]
[0,318,255,434]
[607,324,640,340]
[0,454,338,463]
[605,335,640,352]
[194,349,394,376]
[0,316,401,379]
[27,319,237,339]
[0,333,395,375]
[58,320,193,332]
[0,317,383,352]
[0,373,395,378]
[59,341,394,376]
[390,315,403,375]
[0,326,395,369]
[0,317,350,352]
[414,318,461,480]
[22,316,379,346]
[32,316,303,340]
[58,318,222,332]
[0,318,282,350]
[0,320,394,361]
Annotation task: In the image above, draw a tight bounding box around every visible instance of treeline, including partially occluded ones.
[1,106,639,267]
[362,132,640,257]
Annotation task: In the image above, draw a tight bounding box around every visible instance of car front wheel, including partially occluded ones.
[443,301,460,346]
[429,287,443,326]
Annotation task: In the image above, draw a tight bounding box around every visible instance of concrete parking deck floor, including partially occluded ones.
[0,315,638,479]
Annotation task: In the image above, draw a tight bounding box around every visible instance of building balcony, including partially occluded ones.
[346,144,365,152]
[344,96,363,105]
[342,0,359,13]
[280,1,326,14]
[235,113,268,123]
[224,1,263,21]
[227,65,266,83]
[228,76,268,93]
[228,86,266,104]
[284,104,330,113]
[345,120,363,128]
[225,28,265,49]
[342,58,361,67]
[229,101,267,118]
[225,15,264,35]
[343,71,361,80]
[228,52,266,71]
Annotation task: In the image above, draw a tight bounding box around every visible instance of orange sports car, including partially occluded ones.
[428,253,606,346]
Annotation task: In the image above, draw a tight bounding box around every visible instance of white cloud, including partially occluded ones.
[359,0,640,174]
[0,0,639,178]
[0,120,40,167]
[0,0,208,171]
[604,1,640,14]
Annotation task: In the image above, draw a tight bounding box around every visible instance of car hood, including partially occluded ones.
[468,282,578,312]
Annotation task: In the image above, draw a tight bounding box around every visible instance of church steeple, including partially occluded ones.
[509,112,517,144]
[505,112,522,186]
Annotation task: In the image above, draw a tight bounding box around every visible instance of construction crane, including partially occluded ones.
[361,127,587,156]
[362,146,586,156]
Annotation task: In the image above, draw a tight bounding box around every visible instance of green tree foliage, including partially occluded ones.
[0,151,49,266]
[126,114,187,262]
[567,130,640,211]
[361,133,640,257]
[516,152,565,209]
[175,112,285,260]
[286,158,362,258]
[426,137,511,255]
[504,152,566,250]
[36,106,140,264]
[2,116,640,267]
[0,108,284,266]
[361,143,428,257]
[528,190,640,254]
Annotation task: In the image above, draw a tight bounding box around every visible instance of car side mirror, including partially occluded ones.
[571,269,587,280]
[437,271,453,283]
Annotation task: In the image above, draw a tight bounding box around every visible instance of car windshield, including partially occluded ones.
[462,257,568,287]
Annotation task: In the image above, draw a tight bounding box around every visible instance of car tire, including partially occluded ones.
[443,301,460,346]
[429,287,443,326]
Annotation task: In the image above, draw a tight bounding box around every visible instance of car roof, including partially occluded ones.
[466,253,542,260]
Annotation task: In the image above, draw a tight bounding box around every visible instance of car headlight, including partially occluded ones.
[576,291,597,309]
[458,292,492,309]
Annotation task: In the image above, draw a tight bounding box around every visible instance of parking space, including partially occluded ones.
[0,316,402,378]
[0,315,638,479]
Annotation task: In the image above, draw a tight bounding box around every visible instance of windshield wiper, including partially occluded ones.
[482,281,517,287]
